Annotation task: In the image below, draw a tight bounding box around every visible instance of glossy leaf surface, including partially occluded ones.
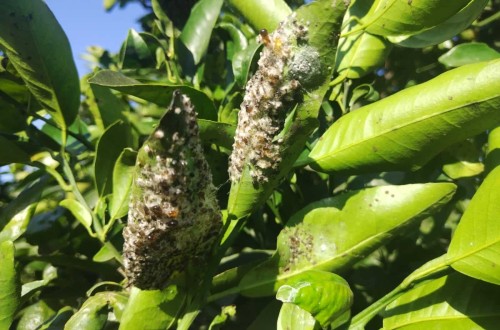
[361,0,471,37]
[109,148,137,221]
[390,0,488,48]
[0,0,79,130]
[439,42,500,67]
[383,272,500,329]
[276,270,352,327]
[89,70,217,120]
[226,0,291,31]
[447,165,500,285]
[0,241,20,330]
[180,0,223,64]
[59,199,93,232]
[120,286,184,330]
[239,183,456,296]
[309,60,500,173]
[278,303,319,330]
[94,121,132,197]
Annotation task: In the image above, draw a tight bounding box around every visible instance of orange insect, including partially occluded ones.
[259,29,271,46]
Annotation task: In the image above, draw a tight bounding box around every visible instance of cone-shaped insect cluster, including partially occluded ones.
[229,13,315,184]
[123,91,222,290]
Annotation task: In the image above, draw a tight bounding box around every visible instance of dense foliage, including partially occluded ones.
[0,0,499,329]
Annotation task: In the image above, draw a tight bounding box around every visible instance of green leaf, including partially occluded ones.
[389,0,489,48]
[59,199,93,232]
[88,70,217,120]
[38,307,73,330]
[217,22,249,56]
[360,0,472,37]
[84,80,127,131]
[225,0,291,31]
[442,140,484,179]
[208,305,237,330]
[276,270,352,328]
[120,29,156,69]
[65,292,128,329]
[179,0,223,65]
[0,0,79,131]
[198,119,236,149]
[232,39,261,87]
[447,165,500,285]
[309,59,500,173]
[239,183,456,297]
[109,148,137,221]
[277,303,319,330]
[94,120,132,197]
[439,42,500,67]
[0,202,37,244]
[16,300,55,330]
[227,0,349,219]
[0,241,20,330]
[383,272,500,329]
[334,0,391,84]
[0,136,30,165]
[0,177,45,230]
[119,286,185,330]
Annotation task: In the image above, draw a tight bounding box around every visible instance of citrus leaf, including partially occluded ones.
[180,0,223,65]
[239,183,456,297]
[383,272,500,329]
[120,286,185,330]
[0,0,79,130]
[277,303,319,330]
[276,270,352,328]
[88,70,217,120]
[94,120,133,197]
[59,199,93,232]
[439,42,500,67]
[447,165,500,285]
[334,0,391,83]
[309,59,500,173]
[0,202,37,244]
[225,0,291,31]
[360,0,472,37]
[109,148,137,221]
[65,292,128,329]
[0,241,20,330]
[389,0,488,48]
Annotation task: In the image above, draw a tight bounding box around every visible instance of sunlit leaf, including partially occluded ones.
[59,199,93,232]
[359,0,471,37]
[238,183,456,297]
[89,70,217,120]
[276,270,352,328]
[447,165,500,284]
[389,0,488,48]
[0,241,20,330]
[309,60,500,173]
[120,286,185,330]
[439,42,500,67]
[109,148,137,221]
[225,0,291,31]
[94,120,133,197]
[383,272,500,329]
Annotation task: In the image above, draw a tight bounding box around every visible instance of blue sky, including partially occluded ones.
[45,0,149,76]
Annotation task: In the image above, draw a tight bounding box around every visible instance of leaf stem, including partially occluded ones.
[473,10,500,28]
[349,255,451,329]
